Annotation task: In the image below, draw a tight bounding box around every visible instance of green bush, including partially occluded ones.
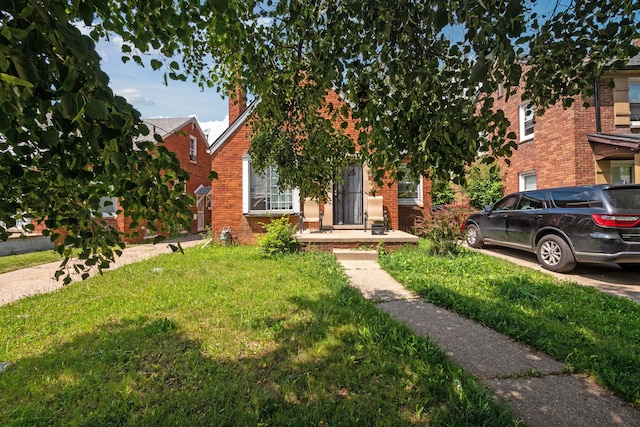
[256,216,300,256]
[414,205,474,256]
[464,163,503,210]
[431,179,456,205]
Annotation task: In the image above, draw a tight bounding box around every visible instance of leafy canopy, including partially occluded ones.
[1,0,639,276]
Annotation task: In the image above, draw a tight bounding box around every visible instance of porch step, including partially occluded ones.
[333,248,378,261]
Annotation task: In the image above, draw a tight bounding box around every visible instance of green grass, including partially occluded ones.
[379,240,640,405]
[0,251,63,274]
[0,245,517,426]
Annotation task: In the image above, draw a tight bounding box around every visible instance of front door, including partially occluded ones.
[197,197,205,231]
[333,164,363,226]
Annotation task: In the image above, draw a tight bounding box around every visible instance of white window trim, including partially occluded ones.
[398,176,423,206]
[519,102,535,142]
[519,170,537,191]
[242,155,300,215]
[630,77,640,127]
[610,159,635,184]
[189,135,197,163]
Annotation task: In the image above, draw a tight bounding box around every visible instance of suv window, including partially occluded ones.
[603,188,640,209]
[516,192,545,210]
[551,189,602,208]
[493,194,518,211]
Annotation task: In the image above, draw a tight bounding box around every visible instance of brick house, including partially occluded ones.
[3,117,211,247]
[208,89,432,243]
[97,117,212,241]
[496,52,640,194]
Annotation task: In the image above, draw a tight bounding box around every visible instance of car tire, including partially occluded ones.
[617,263,640,272]
[536,235,576,273]
[466,223,484,248]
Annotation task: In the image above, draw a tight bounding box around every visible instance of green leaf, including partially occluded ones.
[0,73,34,88]
[150,59,163,70]
[85,99,109,119]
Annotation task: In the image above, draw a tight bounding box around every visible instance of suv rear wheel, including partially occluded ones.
[466,224,484,248]
[536,235,576,273]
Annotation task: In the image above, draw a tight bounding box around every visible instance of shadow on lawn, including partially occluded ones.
[0,285,514,426]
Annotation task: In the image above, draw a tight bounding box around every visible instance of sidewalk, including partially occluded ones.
[0,236,205,307]
[334,249,640,427]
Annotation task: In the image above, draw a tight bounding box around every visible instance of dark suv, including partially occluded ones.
[464,184,640,272]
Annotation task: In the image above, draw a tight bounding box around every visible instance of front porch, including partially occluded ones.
[295,228,419,251]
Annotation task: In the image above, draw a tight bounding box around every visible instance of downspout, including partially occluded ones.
[594,81,602,134]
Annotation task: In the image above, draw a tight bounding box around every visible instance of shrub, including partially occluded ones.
[256,216,300,256]
[414,205,474,256]
[464,163,503,210]
[431,179,456,205]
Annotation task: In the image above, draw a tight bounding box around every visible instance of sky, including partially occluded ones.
[95,35,229,144]
[91,1,562,145]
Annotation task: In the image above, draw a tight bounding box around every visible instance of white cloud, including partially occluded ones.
[200,115,229,145]
[115,87,155,106]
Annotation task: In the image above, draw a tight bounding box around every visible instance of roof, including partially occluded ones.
[587,133,640,149]
[587,133,640,160]
[194,185,211,196]
[208,99,260,152]
[141,117,206,139]
[623,52,640,69]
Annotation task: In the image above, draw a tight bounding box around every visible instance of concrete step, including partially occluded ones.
[333,248,378,261]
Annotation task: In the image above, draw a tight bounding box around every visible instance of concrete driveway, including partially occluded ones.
[476,246,640,303]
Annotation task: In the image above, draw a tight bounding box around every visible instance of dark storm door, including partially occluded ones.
[333,164,363,225]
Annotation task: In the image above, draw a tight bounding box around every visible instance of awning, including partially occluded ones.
[194,185,211,196]
[587,133,640,160]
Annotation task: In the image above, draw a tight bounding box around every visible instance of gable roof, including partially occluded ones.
[624,52,640,69]
[142,117,206,139]
[208,99,260,152]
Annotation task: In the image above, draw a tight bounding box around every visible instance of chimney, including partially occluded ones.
[228,85,247,123]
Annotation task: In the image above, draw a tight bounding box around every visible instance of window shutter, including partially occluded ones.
[242,155,250,214]
[292,188,300,212]
[613,78,631,126]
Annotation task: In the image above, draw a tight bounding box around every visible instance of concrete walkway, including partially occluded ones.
[0,236,205,307]
[334,249,640,427]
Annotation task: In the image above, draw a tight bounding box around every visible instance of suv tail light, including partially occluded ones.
[591,214,640,228]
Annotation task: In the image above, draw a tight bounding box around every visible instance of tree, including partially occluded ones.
[0,0,216,281]
[205,0,639,196]
[2,0,639,278]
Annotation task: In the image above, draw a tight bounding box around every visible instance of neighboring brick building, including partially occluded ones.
[6,117,212,244]
[209,90,432,243]
[497,52,640,194]
[98,117,212,241]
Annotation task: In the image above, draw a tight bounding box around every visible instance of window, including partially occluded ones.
[493,194,518,211]
[519,171,537,191]
[516,192,545,210]
[206,193,212,210]
[189,136,197,163]
[611,160,634,184]
[551,190,596,208]
[629,78,640,126]
[398,168,423,205]
[519,102,535,142]
[242,156,300,214]
[97,197,117,218]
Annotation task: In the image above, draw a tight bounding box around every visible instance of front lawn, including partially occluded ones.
[0,250,63,274]
[0,245,516,426]
[380,240,640,405]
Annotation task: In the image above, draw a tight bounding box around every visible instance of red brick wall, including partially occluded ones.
[498,86,600,194]
[212,89,433,242]
[210,122,257,244]
[161,121,213,234]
